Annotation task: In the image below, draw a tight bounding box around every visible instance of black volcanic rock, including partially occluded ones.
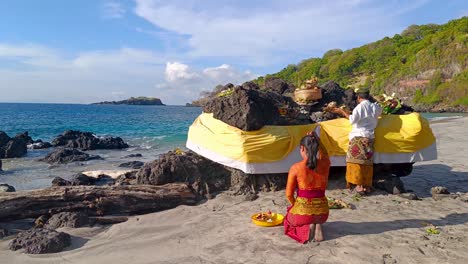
[9,228,71,254]
[44,212,89,229]
[241,81,260,90]
[136,150,287,198]
[119,161,144,169]
[93,96,164,105]
[0,131,27,159]
[318,81,346,106]
[15,131,34,144]
[52,130,128,150]
[69,173,95,185]
[12,132,53,150]
[136,151,232,198]
[123,153,142,158]
[51,177,72,186]
[39,148,102,164]
[0,227,8,239]
[28,140,53,149]
[203,85,306,131]
[264,77,294,95]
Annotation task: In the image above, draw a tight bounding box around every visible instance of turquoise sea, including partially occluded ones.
[0,103,465,190]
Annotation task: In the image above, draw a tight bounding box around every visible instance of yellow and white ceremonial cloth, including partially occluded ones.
[186,113,437,174]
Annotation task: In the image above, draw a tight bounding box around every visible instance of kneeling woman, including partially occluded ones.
[284,134,331,243]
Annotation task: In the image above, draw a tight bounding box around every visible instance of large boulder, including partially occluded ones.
[203,85,307,131]
[0,159,2,171]
[13,132,53,149]
[137,150,231,198]
[9,228,71,254]
[264,77,294,95]
[318,81,346,106]
[44,212,89,229]
[52,130,128,150]
[136,150,287,198]
[39,148,102,164]
[0,131,27,159]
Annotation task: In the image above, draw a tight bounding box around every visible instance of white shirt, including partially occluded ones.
[348,100,382,140]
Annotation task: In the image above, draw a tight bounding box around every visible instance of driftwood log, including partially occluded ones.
[0,184,198,221]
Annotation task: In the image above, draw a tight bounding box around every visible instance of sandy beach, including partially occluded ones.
[1,117,467,264]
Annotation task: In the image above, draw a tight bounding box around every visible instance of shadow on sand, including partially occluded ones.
[403,163,468,198]
[326,212,468,240]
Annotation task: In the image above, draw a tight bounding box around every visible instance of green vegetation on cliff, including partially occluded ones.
[93,97,165,106]
[255,17,467,108]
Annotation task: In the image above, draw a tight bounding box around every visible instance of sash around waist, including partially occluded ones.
[297,189,325,198]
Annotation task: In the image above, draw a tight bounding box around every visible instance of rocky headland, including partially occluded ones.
[92,96,165,106]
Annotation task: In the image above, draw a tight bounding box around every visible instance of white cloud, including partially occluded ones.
[0,43,257,104]
[134,0,429,65]
[165,62,199,82]
[102,1,126,19]
[159,61,257,103]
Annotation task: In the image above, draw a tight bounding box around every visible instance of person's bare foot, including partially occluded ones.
[314,224,324,242]
[355,185,365,192]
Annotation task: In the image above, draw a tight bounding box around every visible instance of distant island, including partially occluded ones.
[93,97,165,106]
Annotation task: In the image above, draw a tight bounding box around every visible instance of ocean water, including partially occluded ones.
[0,103,202,190]
[0,103,465,190]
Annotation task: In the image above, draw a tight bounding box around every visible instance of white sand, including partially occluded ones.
[1,117,468,264]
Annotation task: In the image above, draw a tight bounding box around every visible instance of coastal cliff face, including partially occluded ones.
[93,97,165,106]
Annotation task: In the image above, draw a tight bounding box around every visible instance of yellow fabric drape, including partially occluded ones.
[187,113,436,163]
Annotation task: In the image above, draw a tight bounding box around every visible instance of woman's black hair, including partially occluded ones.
[300,135,319,171]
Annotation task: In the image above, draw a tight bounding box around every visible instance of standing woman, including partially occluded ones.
[284,134,331,243]
[332,87,382,194]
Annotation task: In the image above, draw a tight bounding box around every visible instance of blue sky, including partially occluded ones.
[0,0,466,104]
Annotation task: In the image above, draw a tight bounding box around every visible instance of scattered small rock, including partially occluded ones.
[118,161,145,169]
[9,228,71,254]
[94,175,115,186]
[430,186,458,200]
[0,183,16,193]
[398,192,420,200]
[123,153,143,158]
[382,253,397,264]
[115,171,137,186]
[45,212,89,229]
[70,173,95,186]
[34,215,50,228]
[244,192,259,201]
[51,177,71,186]
[373,174,406,194]
[431,186,450,195]
[0,227,9,238]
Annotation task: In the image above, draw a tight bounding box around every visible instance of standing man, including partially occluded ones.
[332,87,382,194]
